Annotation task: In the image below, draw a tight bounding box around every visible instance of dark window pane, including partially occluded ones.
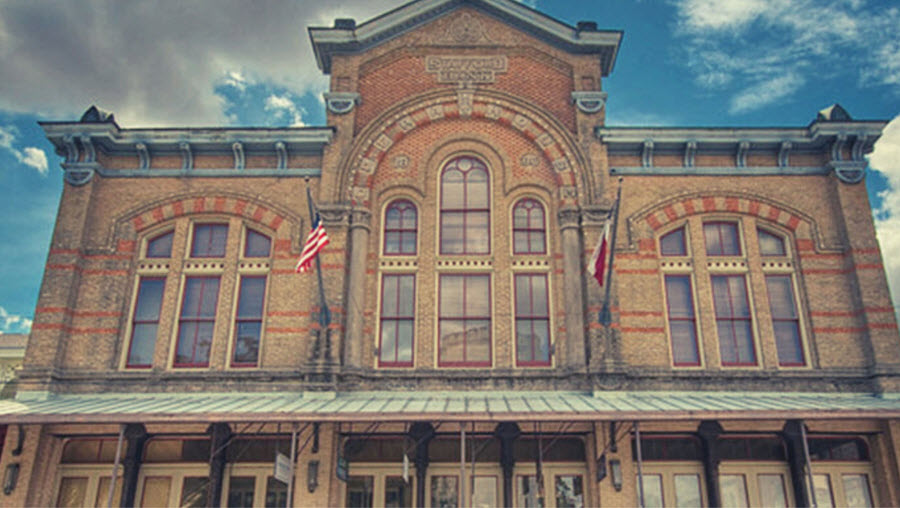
[704,222,741,256]
[634,437,702,461]
[227,477,255,508]
[265,477,288,508]
[379,274,415,367]
[128,278,165,368]
[146,231,173,258]
[245,230,271,257]
[180,477,208,508]
[384,477,412,508]
[665,276,700,366]
[555,476,584,508]
[660,227,687,256]
[665,276,694,318]
[758,229,786,256]
[808,438,868,461]
[347,476,374,508]
[237,277,266,318]
[191,224,228,257]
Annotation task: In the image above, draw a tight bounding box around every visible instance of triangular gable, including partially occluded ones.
[309,0,622,76]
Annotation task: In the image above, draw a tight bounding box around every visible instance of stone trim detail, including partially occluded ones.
[635,194,811,235]
[571,91,607,114]
[124,194,293,235]
[324,92,361,114]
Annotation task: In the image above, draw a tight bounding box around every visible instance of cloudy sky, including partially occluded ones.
[0,0,899,334]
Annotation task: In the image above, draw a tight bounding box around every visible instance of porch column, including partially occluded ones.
[207,423,232,508]
[495,422,521,507]
[783,420,812,507]
[558,207,587,370]
[697,421,723,508]
[344,208,371,369]
[120,424,148,508]
[408,422,435,508]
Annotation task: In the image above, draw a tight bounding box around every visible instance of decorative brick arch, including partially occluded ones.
[630,192,816,241]
[116,192,300,236]
[338,88,592,208]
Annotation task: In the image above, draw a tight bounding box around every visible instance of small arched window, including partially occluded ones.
[244,229,271,258]
[440,156,489,254]
[146,230,174,258]
[512,198,546,254]
[659,226,687,256]
[757,228,786,256]
[384,200,418,255]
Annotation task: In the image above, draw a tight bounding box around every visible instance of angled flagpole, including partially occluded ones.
[599,177,623,326]
[305,181,332,329]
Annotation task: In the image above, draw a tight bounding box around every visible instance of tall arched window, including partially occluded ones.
[512,198,546,254]
[383,200,418,255]
[440,156,489,254]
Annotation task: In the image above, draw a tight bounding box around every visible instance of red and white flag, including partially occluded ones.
[296,212,330,273]
[588,219,611,287]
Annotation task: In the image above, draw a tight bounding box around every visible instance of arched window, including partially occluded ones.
[146,230,174,258]
[440,156,489,254]
[512,198,546,254]
[659,226,687,257]
[384,200,418,255]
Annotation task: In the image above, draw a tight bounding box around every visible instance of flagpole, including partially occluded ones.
[599,177,623,326]
[305,182,332,329]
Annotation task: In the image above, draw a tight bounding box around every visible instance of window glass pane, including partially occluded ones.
[719,474,749,508]
[808,438,868,461]
[146,231,173,258]
[842,474,873,508]
[466,167,489,208]
[176,322,214,365]
[465,276,489,316]
[265,476,288,508]
[431,476,458,508]
[758,474,787,508]
[639,474,663,508]
[812,474,835,508]
[555,475,583,508]
[384,477,412,508]
[666,276,694,318]
[385,201,417,255]
[130,277,165,367]
[670,321,700,365]
[513,199,546,254]
[666,276,700,366]
[712,275,756,365]
[234,322,261,365]
[57,477,88,508]
[177,277,219,366]
[181,277,220,319]
[94,476,123,507]
[140,477,171,507]
[237,276,266,318]
[766,276,797,318]
[441,169,465,209]
[227,477,255,508]
[191,224,228,258]
[705,223,741,256]
[661,227,687,256]
[465,319,491,363]
[180,476,208,508]
[758,229,786,256]
[440,212,464,254]
[380,274,415,366]
[129,324,158,368]
[466,211,490,253]
[471,476,498,508]
[674,474,702,508]
[245,230,271,257]
[516,475,544,508]
[347,476,374,508]
[134,278,165,321]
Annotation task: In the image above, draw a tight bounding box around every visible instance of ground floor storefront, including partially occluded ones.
[1,391,900,506]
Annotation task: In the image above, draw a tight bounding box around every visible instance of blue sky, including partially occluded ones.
[1,0,899,334]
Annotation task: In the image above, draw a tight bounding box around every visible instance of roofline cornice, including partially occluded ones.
[309,0,622,75]
[597,121,888,146]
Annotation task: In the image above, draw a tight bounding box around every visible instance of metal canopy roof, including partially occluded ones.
[2,391,900,424]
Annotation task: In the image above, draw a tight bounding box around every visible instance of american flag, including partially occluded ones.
[295,212,330,273]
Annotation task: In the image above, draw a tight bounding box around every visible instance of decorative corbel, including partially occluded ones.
[571,91,608,114]
[683,140,697,168]
[831,133,847,162]
[136,142,150,169]
[79,135,96,163]
[324,92,360,115]
[275,141,288,170]
[179,142,193,170]
[642,139,654,168]
[851,133,868,161]
[778,141,792,168]
[232,142,245,170]
[62,135,79,163]
[736,140,750,168]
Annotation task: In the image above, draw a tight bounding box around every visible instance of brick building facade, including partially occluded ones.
[1,0,899,506]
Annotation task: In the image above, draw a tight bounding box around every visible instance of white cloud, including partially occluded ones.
[673,0,900,112]
[0,125,49,175]
[264,94,306,126]
[868,114,900,318]
[729,73,805,113]
[20,147,48,175]
[0,1,403,127]
[0,306,32,334]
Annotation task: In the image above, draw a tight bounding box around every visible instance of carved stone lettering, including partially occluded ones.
[425,55,508,85]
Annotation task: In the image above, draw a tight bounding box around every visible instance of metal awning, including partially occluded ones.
[1,390,899,424]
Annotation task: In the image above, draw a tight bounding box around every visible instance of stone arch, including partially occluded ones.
[336,87,593,208]
[627,192,823,250]
[112,191,302,244]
